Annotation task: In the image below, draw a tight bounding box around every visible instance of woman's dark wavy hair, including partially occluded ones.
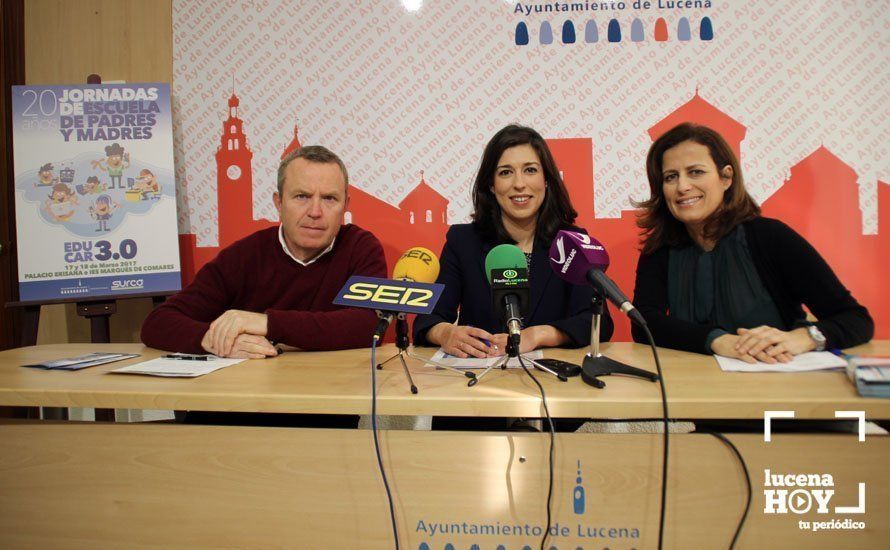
[635,122,760,254]
[471,124,577,244]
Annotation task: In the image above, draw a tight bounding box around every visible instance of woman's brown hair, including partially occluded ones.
[635,122,760,254]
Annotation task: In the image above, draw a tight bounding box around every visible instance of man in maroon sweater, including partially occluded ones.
[141,146,386,357]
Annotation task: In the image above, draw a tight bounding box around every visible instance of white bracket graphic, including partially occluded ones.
[765,410,866,442]
[764,410,795,442]
[834,410,866,442]
[835,483,866,514]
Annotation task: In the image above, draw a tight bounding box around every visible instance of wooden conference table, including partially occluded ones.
[0,342,887,549]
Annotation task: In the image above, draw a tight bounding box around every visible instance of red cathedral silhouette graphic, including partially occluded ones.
[177,88,888,341]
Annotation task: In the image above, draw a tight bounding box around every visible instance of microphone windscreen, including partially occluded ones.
[484,244,527,284]
[393,247,440,283]
[548,229,610,285]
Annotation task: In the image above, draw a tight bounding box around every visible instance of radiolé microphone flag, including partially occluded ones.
[549,230,646,326]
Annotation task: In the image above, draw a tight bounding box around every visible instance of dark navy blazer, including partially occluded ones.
[413,223,613,347]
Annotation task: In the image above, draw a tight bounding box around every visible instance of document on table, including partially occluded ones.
[22,352,140,371]
[426,348,543,369]
[846,356,890,398]
[110,356,245,377]
[715,351,847,372]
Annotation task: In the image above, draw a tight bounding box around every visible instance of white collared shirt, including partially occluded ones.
[278,225,336,266]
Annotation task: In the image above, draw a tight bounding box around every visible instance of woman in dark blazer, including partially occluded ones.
[414,124,613,356]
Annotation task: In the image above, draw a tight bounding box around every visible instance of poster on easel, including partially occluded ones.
[11,83,181,302]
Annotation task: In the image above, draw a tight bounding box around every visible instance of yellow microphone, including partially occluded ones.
[372,246,474,388]
[373,247,441,342]
[392,247,440,283]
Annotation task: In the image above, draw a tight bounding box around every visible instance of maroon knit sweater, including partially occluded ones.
[141,225,387,353]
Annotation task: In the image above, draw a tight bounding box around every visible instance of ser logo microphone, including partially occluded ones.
[333,276,444,315]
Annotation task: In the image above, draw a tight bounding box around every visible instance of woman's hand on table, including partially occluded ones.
[428,323,496,358]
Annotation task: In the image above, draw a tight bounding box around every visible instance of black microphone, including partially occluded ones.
[587,270,643,325]
[485,244,530,355]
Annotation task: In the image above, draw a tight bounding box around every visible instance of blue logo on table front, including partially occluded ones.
[574,459,586,515]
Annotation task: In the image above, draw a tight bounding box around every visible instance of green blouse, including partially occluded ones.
[667,226,786,352]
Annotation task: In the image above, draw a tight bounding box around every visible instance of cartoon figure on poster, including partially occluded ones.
[35,163,58,187]
[89,194,120,232]
[43,182,78,222]
[91,143,129,189]
[132,169,160,200]
[76,175,106,195]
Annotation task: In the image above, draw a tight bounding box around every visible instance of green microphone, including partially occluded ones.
[484,244,530,356]
[484,244,527,281]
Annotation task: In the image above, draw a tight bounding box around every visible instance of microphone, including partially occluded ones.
[548,230,646,326]
[373,247,440,341]
[484,244,530,355]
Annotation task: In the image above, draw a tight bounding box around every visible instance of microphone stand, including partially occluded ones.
[470,327,568,387]
[581,291,659,388]
[376,314,477,393]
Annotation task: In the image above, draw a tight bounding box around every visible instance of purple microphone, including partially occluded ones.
[549,230,646,326]
[549,230,610,285]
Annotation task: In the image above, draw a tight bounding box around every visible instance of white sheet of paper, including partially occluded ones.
[110,356,245,377]
[426,348,544,369]
[715,351,847,372]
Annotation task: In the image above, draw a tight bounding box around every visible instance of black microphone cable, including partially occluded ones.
[637,323,669,550]
[370,339,399,549]
[517,354,555,550]
[707,432,752,549]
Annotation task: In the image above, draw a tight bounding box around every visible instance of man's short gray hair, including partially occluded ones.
[277,145,349,196]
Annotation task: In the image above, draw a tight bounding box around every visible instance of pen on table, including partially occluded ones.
[163,354,211,361]
[467,325,497,353]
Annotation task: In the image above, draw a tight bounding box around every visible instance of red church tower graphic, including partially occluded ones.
[762,147,888,337]
[648,89,747,157]
[281,122,302,159]
[346,171,449,267]
[399,171,448,227]
[397,171,449,254]
[763,146,862,259]
[178,88,276,282]
[215,91,276,248]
